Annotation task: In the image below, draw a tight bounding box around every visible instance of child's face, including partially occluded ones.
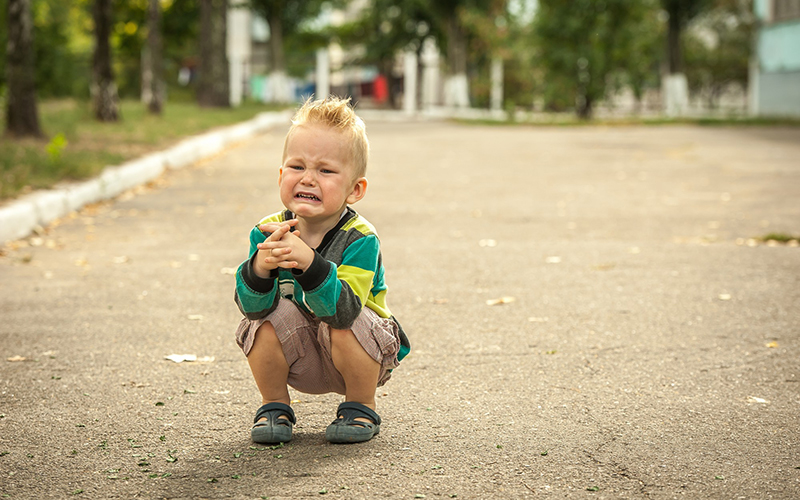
[279,124,366,224]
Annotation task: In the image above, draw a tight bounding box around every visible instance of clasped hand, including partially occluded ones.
[253,219,314,277]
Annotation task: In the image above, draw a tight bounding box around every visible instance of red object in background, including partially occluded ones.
[373,74,388,104]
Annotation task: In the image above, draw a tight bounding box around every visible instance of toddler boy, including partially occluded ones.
[234,97,410,444]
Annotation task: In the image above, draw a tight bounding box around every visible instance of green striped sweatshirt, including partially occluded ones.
[234,207,409,361]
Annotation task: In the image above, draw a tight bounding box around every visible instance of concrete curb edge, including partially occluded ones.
[0,110,292,244]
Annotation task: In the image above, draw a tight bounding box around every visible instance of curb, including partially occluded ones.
[0,110,291,244]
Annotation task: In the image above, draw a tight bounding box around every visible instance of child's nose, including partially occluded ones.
[300,170,316,184]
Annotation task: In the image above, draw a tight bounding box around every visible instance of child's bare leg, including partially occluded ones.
[330,328,380,418]
[247,321,291,420]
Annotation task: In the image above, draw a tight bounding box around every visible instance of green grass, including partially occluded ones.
[454,114,800,128]
[0,99,288,200]
[760,233,799,243]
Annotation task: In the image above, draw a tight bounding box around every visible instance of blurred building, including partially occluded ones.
[751,0,800,116]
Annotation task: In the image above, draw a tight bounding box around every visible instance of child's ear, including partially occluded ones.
[278,166,283,186]
[346,177,368,204]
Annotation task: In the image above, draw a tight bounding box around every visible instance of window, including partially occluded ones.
[773,0,800,22]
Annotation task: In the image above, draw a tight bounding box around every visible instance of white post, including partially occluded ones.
[227,6,251,106]
[404,49,418,115]
[663,73,689,117]
[316,48,330,99]
[421,38,440,110]
[490,57,503,111]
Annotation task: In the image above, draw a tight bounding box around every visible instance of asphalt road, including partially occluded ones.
[1,119,799,499]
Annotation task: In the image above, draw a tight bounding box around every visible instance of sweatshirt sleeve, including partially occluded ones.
[293,234,379,329]
[234,225,280,319]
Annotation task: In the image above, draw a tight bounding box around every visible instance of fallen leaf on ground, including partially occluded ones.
[165,354,197,363]
[7,355,28,362]
[478,239,497,247]
[718,294,731,301]
[765,341,779,348]
[220,267,236,275]
[112,256,129,264]
[545,256,561,264]
[748,396,769,404]
[187,314,204,321]
[164,354,215,363]
[188,254,200,261]
[528,317,549,322]
[431,298,449,304]
[486,296,515,306]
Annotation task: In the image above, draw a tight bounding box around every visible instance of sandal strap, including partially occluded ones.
[335,402,381,425]
[254,402,296,425]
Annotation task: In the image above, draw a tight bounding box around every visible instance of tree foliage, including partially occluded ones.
[683,0,753,106]
[532,0,660,118]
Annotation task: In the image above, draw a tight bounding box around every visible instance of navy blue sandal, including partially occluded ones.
[325,402,381,444]
[251,403,295,444]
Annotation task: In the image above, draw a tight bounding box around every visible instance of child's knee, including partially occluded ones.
[329,328,355,344]
[252,321,282,349]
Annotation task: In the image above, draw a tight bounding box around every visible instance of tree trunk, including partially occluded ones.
[5,0,44,138]
[267,14,284,73]
[92,0,120,122]
[144,0,163,114]
[197,0,230,107]
[666,4,683,74]
[577,95,594,120]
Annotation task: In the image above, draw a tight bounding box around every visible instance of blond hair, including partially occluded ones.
[282,96,369,179]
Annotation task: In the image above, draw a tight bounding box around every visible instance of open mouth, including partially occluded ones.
[295,193,320,202]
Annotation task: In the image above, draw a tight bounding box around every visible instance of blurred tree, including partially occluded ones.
[683,0,753,107]
[429,0,485,108]
[112,0,200,100]
[92,0,120,121]
[661,0,712,74]
[460,0,514,109]
[5,0,44,137]
[197,0,229,107]
[249,0,329,102]
[533,0,656,119]
[622,0,663,112]
[143,0,164,114]
[337,0,439,108]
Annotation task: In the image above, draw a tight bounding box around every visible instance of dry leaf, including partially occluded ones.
[748,396,769,404]
[765,341,778,348]
[478,239,497,247]
[486,296,515,306]
[188,254,200,261]
[112,256,130,264]
[7,355,28,362]
[187,314,204,321]
[528,317,549,322]
[431,298,449,304]
[545,256,561,264]
[165,354,197,363]
[220,267,236,275]
[718,294,731,301]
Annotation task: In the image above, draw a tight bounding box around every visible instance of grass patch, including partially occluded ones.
[760,232,799,243]
[0,99,288,201]
[453,114,800,128]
